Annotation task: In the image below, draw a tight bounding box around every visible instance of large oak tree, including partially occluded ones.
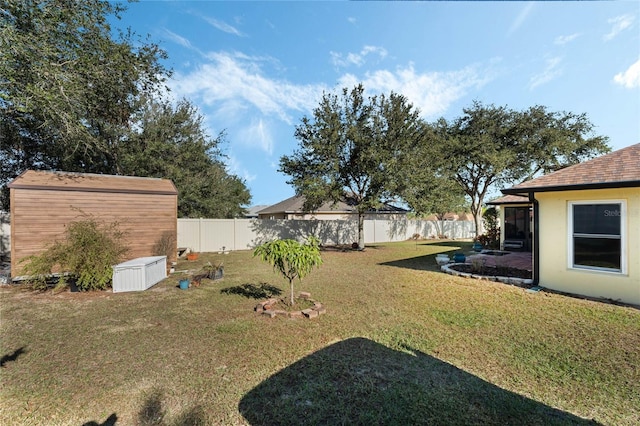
[436,101,610,236]
[121,98,251,218]
[1,0,250,217]
[279,84,428,249]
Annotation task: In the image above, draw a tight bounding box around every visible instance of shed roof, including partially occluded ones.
[257,195,407,215]
[8,170,177,195]
[503,143,640,195]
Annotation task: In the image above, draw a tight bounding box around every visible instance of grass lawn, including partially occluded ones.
[1,240,638,425]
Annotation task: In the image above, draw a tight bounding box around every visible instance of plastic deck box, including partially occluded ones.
[112,256,167,293]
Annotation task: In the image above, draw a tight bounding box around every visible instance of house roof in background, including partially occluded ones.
[245,205,270,217]
[422,212,474,221]
[257,195,407,215]
[503,143,640,195]
[8,170,177,195]
[486,195,531,205]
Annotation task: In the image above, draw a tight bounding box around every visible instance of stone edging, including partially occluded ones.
[441,263,534,287]
[254,292,326,319]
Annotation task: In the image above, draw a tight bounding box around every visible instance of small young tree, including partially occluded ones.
[253,237,322,306]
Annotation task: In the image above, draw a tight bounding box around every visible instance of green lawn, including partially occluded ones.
[1,241,638,425]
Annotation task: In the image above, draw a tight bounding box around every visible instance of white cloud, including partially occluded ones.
[330,45,388,69]
[529,56,563,90]
[338,63,493,118]
[201,16,245,37]
[162,28,193,49]
[604,14,635,41]
[347,17,357,25]
[169,52,325,124]
[169,50,496,139]
[227,155,256,183]
[613,59,640,89]
[238,118,274,155]
[554,33,581,45]
[508,2,535,36]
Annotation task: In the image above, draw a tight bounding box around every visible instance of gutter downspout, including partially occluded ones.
[528,192,540,286]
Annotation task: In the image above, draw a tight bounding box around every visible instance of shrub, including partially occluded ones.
[477,207,500,249]
[153,231,176,261]
[22,216,129,291]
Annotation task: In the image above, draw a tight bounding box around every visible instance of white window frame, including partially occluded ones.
[567,200,626,274]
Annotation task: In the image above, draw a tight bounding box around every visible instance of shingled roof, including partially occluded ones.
[502,143,640,195]
[257,195,407,215]
[486,194,531,205]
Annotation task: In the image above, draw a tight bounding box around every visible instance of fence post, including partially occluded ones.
[198,218,203,252]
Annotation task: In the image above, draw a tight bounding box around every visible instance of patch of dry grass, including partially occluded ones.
[1,241,638,425]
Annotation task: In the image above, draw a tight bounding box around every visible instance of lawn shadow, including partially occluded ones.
[380,241,472,272]
[137,388,207,426]
[221,282,283,299]
[0,346,26,367]
[239,337,598,425]
[380,254,442,272]
[82,413,117,426]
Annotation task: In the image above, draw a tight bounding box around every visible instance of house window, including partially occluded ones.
[569,201,625,273]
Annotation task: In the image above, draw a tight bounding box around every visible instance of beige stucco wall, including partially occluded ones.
[536,187,640,306]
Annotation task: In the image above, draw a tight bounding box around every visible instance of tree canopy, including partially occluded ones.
[0,0,250,216]
[121,98,251,218]
[436,101,610,235]
[279,84,428,249]
[253,237,322,306]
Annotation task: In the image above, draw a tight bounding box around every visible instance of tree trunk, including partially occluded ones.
[289,278,295,306]
[358,211,365,250]
[472,207,483,237]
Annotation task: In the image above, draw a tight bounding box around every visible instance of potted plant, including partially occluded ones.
[186,251,199,261]
[202,261,224,280]
[179,277,190,290]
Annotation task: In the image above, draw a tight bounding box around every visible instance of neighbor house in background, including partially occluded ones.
[8,170,178,278]
[257,195,408,220]
[502,143,640,306]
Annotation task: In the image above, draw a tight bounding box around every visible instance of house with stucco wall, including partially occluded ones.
[501,143,640,306]
[257,195,408,221]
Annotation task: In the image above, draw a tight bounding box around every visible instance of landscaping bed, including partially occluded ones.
[447,263,532,279]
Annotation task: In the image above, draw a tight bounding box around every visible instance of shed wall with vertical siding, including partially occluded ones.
[8,170,178,277]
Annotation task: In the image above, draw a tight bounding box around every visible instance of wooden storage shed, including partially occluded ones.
[8,170,178,278]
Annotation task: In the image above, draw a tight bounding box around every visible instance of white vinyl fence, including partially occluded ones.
[177,218,475,252]
[0,215,475,257]
[0,212,9,257]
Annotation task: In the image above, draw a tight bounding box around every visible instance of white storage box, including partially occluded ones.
[112,256,167,293]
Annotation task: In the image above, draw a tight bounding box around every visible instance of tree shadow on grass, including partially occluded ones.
[0,346,26,367]
[138,388,207,426]
[221,282,283,299]
[380,241,472,272]
[82,413,118,426]
[239,337,599,425]
[381,254,442,272]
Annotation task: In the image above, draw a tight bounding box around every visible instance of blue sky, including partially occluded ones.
[114,1,640,208]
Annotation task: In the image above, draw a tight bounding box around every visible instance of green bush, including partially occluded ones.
[22,216,129,291]
[476,207,500,249]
